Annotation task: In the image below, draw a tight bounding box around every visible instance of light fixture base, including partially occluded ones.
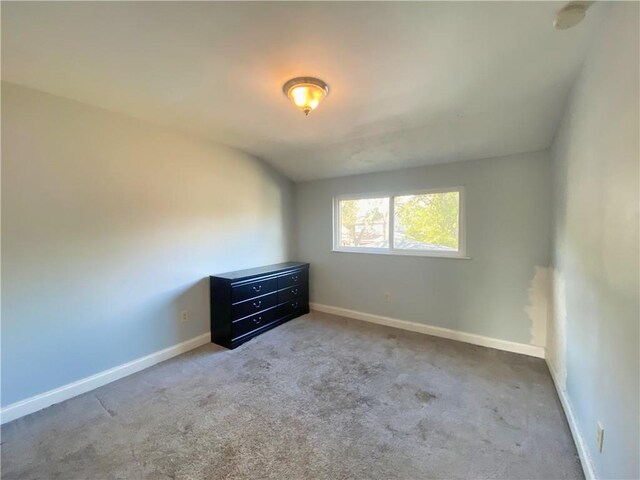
[282,77,329,97]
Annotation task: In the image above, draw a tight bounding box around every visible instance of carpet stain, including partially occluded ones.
[197,392,217,408]
[492,406,521,431]
[417,419,430,441]
[180,422,194,436]
[385,423,411,439]
[415,390,437,403]
[243,358,272,370]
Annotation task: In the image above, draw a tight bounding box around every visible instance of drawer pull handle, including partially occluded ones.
[252,285,262,293]
[292,288,299,294]
[292,275,298,281]
[253,300,262,308]
[292,302,299,308]
[253,316,262,324]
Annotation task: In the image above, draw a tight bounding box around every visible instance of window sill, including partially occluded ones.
[332,248,471,260]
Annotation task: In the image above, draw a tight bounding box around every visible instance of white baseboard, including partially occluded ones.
[310,303,545,358]
[1,332,211,425]
[546,359,597,480]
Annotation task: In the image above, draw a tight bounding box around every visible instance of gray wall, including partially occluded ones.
[1,83,294,406]
[295,151,552,346]
[549,3,639,479]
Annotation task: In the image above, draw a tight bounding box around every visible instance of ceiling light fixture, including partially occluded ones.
[283,77,329,116]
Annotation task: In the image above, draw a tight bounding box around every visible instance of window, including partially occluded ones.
[334,188,466,258]
[337,196,389,250]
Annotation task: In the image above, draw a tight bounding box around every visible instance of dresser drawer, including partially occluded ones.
[278,285,307,303]
[231,277,277,303]
[232,292,277,320]
[277,269,308,289]
[232,307,279,339]
[278,298,304,317]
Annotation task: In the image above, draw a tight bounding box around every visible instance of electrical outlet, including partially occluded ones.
[596,422,604,453]
[384,292,391,302]
[180,310,189,323]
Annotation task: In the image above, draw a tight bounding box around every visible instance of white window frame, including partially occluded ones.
[332,187,468,259]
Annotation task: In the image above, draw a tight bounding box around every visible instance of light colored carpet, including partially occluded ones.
[1,311,582,479]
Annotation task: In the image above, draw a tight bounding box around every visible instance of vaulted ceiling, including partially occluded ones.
[2,1,604,181]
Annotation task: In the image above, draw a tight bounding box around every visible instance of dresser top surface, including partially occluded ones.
[212,262,309,281]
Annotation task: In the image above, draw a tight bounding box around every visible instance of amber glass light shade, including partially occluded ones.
[283,77,329,116]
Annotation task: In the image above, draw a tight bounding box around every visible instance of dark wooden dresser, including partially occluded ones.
[209,262,310,349]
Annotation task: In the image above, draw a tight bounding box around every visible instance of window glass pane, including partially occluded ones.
[339,197,389,248]
[394,191,459,251]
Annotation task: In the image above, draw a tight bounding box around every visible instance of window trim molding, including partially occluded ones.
[332,186,468,259]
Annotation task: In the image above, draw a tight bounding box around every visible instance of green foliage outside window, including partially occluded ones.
[395,192,459,249]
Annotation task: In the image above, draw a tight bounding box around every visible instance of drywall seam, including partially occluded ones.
[0,332,211,424]
[526,266,551,347]
[310,303,545,358]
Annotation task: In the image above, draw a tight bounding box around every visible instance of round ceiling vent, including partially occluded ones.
[554,2,591,30]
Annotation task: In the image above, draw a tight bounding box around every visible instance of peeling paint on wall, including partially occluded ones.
[546,269,567,390]
[525,266,551,347]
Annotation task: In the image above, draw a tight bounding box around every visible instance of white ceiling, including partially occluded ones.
[2,1,604,181]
